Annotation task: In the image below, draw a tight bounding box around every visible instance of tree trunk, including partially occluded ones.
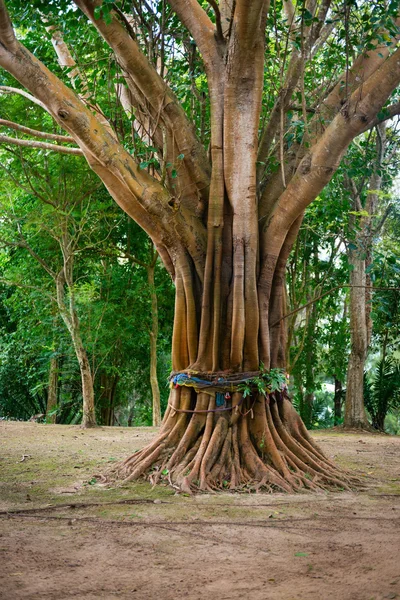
[301,393,314,430]
[344,253,370,429]
[344,124,386,430]
[107,7,357,493]
[302,275,318,429]
[46,356,58,424]
[334,378,342,426]
[147,260,161,427]
[99,372,118,426]
[56,266,97,428]
[112,230,352,491]
[127,404,135,428]
[375,413,386,432]
[74,342,97,428]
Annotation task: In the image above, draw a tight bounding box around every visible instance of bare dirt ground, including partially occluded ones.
[0,422,399,600]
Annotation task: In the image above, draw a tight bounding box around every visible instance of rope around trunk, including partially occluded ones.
[169,370,263,391]
[168,370,288,415]
[168,395,249,415]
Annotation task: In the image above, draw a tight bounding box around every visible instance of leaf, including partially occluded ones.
[295,552,309,557]
[348,210,369,217]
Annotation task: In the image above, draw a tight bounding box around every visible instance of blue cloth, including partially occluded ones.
[216,392,225,407]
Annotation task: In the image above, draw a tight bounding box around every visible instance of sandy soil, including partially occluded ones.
[0,421,399,600]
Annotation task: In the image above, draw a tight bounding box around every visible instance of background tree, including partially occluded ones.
[0,150,119,426]
[0,144,174,426]
[343,124,388,429]
[286,198,348,427]
[364,357,400,430]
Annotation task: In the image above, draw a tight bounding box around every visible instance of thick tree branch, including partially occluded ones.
[74,0,211,214]
[320,17,400,125]
[0,8,207,274]
[43,16,115,137]
[0,28,167,211]
[361,101,400,133]
[267,44,400,246]
[167,0,217,60]
[0,0,17,52]
[259,12,400,201]
[257,43,400,363]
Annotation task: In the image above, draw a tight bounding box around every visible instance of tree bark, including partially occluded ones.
[99,372,118,426]
[344,252,371,429]
[334,378,342,426]
[147,259,161,427]
[344,124,386,429]
[56,266,97,429]
[46,356,58,424]
[75,344,97,428]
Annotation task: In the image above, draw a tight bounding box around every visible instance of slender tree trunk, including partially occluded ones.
[375,329,390,431]
[375,413,386,432]
[73,339,96,428]
[303,268,318,429]
[56,266,97,428]
[127,404,135,428]
[344,124,386,430]
[334,378,343,426]
[302,393,314,429]
[147,259,161,427]
[99,373,118,426]
[344,252,371,429]
[46,356,58,424]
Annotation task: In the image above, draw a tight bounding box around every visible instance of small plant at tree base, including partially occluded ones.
[239,367,287,398]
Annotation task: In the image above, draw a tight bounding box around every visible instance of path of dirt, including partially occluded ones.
[0,422,399,600]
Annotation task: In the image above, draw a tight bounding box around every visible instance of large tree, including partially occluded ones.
[1,0,400,491]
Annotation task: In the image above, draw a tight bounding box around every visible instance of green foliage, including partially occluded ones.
[364,358,400,431]
[287,119,400,430]
[239,367,287,398]
[0,135,174,425]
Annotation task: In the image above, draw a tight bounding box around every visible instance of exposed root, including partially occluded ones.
[105,389,359,493]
